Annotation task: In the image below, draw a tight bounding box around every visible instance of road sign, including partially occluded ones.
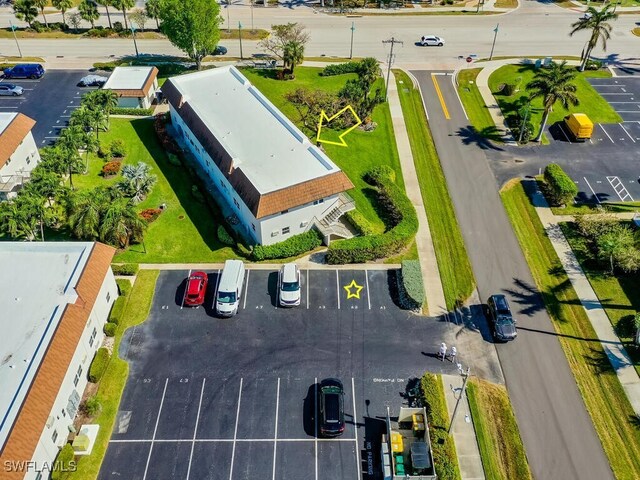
[466,57,473,63]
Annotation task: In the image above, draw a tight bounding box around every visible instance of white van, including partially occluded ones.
[215,260,246,317]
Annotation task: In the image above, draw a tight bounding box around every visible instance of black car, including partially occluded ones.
[319,378,345,437]
[213,45,228,56]
[487,294,517,342]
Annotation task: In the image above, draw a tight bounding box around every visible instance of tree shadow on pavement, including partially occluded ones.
[455,125,504,150]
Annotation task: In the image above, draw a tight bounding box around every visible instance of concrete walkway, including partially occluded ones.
[531,186,640,416]
[386,69,448,317]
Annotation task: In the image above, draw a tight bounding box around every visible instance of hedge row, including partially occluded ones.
[112,107,154,116]
[251,230,323,261]
[109,296,126,325]
[327,166,417,264]
[345,209,375,236]
[111,263,139,276]
[116,278,132,297]
[217,225,235,246]
[104,322,117,337]
[398,260,425,310]
[89,347,110,383]
[320,61,361,76]
[543,163,577,206]
[421,373,462,480]
[51,444,75,480]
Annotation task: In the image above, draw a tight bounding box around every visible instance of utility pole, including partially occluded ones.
[250,0,255,32]
[382,37,403,101]
[226,0,231,33]
[349,22,355,59]
[131,26,139,57]
[238,22,244,60]
[489,24,499,60]
[9,21,22,58]
[448,366,470,434]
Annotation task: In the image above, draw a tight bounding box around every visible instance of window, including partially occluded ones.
[282,227,290,235]
[314,198,324,205]
[89,327,97,347]
[220,179,226,190]
[61,409,66,418]
[51,430,58,443]
[106,292,111,303]
[280,210,289,215]
[233,198,240,209]
[251,224,256,231]
[73,365,83,387]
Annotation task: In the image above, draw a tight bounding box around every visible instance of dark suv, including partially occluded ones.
[3,63,45,79]
[319,378,345,437]
[487,294,517,342]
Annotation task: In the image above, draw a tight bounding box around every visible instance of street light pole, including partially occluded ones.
[448,366,471,434]
[131,26,139,57]
[349,22,355,59]
[382,37,403,101]
[9,20,22,58]
[250,0,255,32]
[238,22,244,60]
[489,23,499,60]
[226,1,231,33]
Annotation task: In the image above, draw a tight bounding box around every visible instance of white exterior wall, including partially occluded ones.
[0,131,40,180]
[170,107,337,246]
[25,269,117,480]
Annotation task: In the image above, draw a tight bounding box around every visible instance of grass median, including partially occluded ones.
[501,179,640,480]
[394,69,475,308]
[466,378,531,480]
[455,68,502,141]
[71,270,160,479]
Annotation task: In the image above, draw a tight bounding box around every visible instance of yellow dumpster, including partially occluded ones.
[391,432,404,453]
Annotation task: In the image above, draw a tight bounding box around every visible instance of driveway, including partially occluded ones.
[411,70,614,480]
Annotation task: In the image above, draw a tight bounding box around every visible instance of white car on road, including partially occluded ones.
[420,35,445,47]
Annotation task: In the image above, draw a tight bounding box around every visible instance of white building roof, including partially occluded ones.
[102,66,156,91]
[0,242,95,448]
[165,66,343,194]
[0,112,18,134]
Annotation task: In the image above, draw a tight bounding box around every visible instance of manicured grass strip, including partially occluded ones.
[395,70,475,308]
[501,180,640,480]
[467,378,532,480]
[456,68,501,141]
[551,201,640,215]
[633,27,640,37]
[494,0,518,7]
[71,270,160,479]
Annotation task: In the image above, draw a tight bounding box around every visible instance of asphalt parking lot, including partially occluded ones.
[0,69,102,145]
[100,268,461,480]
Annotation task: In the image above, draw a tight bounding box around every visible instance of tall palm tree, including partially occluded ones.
[13,0,39,28]
[99,197,146,248]
[99,0,113,29]
[526,61,579,142]
[145,0,161,30]
[283,41,304,75]
[57,126,86,188]
[24,167,63,207]
[67,187,109,240]
[78,0,100,28]
[111,0,134,30]
[570,4,618,72]
[82,89,118,128]
[0,199,37,240]
[52,0,73,29]
[33,0,48,27]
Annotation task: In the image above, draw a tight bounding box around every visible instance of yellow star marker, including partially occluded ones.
[343,280,364,300]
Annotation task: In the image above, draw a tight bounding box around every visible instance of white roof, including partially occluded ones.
[167,66,342,194]
[0,112,17,135]
[0,242,95,448]
[103,66,155,90]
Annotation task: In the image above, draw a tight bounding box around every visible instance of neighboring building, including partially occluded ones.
[0,242,117,480]
[0,113,40,201]
[102,66,159,109]
[161,66,355,246]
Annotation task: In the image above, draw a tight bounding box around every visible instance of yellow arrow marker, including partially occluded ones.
[431,74,451,120]
[316,105,363,147]
[343,279,364,300]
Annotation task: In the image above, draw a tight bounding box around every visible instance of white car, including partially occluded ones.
[278,263,301,307]
[420,35,445,47]
[0,83,23,96]
[79,74,108,87]
[581,12,593,20]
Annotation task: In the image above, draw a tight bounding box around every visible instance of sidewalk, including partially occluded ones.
[530,186,640,416]
[386,69,448,317]
[442,374,485,480]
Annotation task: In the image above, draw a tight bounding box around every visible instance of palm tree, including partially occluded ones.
[145,0,161,30]
[82,89,118,127]
[20,192,48,241]
[57,126,86,188]
[117,162,157,203]
[0,198,38,240]
[526,61,579,142]
[33,0,48,27]
[52,0,73,29]
[99,0,113,29]
[570,4,618,72]
[67,187,108,240]
[78,0,100,28]
[24,167,64,207]
[99,197,146,248]
[283,41,304,75]
[13,0,39,28]
[111,0,134,30]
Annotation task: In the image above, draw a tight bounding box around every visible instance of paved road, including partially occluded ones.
[411,70,614,480]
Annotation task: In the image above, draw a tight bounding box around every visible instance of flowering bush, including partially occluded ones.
[101,161,121,177]
[139,208,162,223]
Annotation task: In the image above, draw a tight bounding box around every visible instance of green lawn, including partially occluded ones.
[242,66,404,234]
[551,201,640,215]
[494,0,518,7]
[561,222,640,374]
[456,68,502,142]
[394,70,475,308]
[71,270,159,479]
[489,64,622,140]
[467,378,531,480]
[501,179,640,480]
[74,118,236,263]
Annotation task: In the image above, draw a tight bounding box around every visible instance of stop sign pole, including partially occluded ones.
[489,24,499,60]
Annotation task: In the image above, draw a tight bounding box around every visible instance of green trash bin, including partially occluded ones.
[395,455,404,465]
[396,463,405,476]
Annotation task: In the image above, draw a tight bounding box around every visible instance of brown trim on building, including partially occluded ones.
[107,66,158,98]
[0,114,36,170]
[0,243,115,479]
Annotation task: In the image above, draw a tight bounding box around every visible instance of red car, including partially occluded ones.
[184,271,208,306]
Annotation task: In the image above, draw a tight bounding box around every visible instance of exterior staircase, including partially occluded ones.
[312,192,356,245]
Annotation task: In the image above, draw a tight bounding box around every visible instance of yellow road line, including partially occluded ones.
[431,74,450,120]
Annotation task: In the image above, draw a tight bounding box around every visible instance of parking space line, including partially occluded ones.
[181,269,191,309]
[306,269,310,310]
[213,269,221,308]
[228,377,243,480]
[186,378,206,480]
[620,123,636,142]
[365,270,371,310]
[142,378,168,480]
[598,124,614,143]
[351,377,361,479]
[243,269,250,310]
[272,378,280,480]
[583,177,602,204]
[336,270,340,310]
[314,377,318,480]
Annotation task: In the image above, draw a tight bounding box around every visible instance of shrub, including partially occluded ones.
[93,60,122,71]
[113,21,124,32]
[167,153,182,166]
[320,61,360,76]
[88,347,110,383]
[501,83,517,96]
[140,208,162,223]
[398,260,425,310]
[327,167,418,264]
[109,139,127,158]
[98,143,111,158]
[112,107,154,116]
[30,21,46,33]
[252,230,323,261]
[104,322,117,337]
[345,210,375,236]
[544,163,578,206]
[80,396,102,417]
[191,185,205,203]
[101,161,122,177]
[51,444,75,480]
[586,59,603,70]
[217,225,235,246]
[116,278,132,296]
[111,263,139,276]
[109,296,126,325]
[87,28,112,37]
